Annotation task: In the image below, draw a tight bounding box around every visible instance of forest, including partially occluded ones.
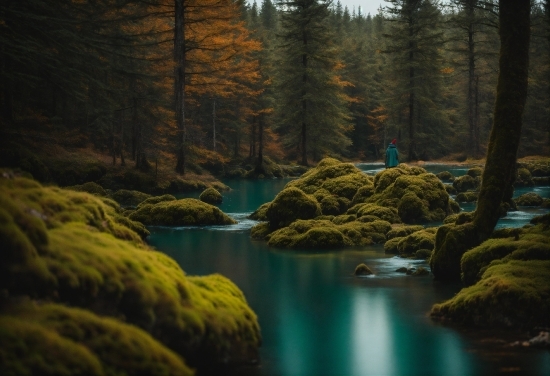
[1,0,548,178]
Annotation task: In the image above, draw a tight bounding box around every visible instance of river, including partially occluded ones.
[149,163,550,376]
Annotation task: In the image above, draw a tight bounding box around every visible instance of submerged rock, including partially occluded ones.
[354,263,374,276]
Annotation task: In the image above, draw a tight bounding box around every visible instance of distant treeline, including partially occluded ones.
[0,0,548,172]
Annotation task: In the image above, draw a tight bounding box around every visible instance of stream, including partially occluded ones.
[148,163,550,376]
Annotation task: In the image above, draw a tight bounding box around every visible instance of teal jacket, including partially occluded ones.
[385,144,399,168]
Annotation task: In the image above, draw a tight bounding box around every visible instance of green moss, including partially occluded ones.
[199,187,223,205]
[354,263,373,276]
[467,167,483,178]
[0,301,193,376]
[248,203,269,221]
[137,194,177,209]
[415,249,433,260]
[384,237,402,254]
[129,199,236,226]
[431,260,550,328]
[352,203,401,223]
[0,175,261,369]
[397,229,436,256]
[514,167,534,187]
[110,189,151,207]
[452,175,479,193]
[250,222,271,240]
[386,225,424,240]
[66,182,107,197]
[436,171,454,181]
[351,184,375,206]
[514,192,543,206]
[456,191,478,203]
[265,187,322,229]
[430,223,481,282]
[332,214,357,225]
[461,225,550,285]
[444,185,457,195]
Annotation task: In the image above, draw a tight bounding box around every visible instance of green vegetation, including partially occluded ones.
[265,187,322,229]
[0,173,261,372]
[514,192,544,206]
[129,199,236,226]
[110,189,152,207]
[199,187,223,205]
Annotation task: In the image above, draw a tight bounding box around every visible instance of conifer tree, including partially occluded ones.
[275,0,352,165]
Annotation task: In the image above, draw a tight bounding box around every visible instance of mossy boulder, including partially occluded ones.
[129,198,236,226]
[199,187,223,205]
[266,219,391,249]
[452,174,479,193]
[466,167,483,178]
[354,263,373,276]
[350,203,401,224]
[66,182,107,197]
[386,225,425,240]
[460,225,550,286]
[384,237,402,254]
[110,189,151,207]
[514,192,544,207]
[415,249,433,260]
[0,301,193,376]
[444,184,457,195]
[436,171,454,181]
[412,266,430,276]
[396,228,436,257]
[265,187,322,229]
[514,167,534,187]
[456,191,478,203]
[431,260,550,328]
[136,194,177,209]
[250,222,271,240]
[249,202,270,221]
[0,174,261,370]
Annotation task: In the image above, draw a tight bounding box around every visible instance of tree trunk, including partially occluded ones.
[467,0,477,156]
[430,0,530,282]
[472,0,530,239]
[257,112,264,169]
[212,98,216,152]
[175,0,186,175]
[407,22,415,161]
[301,29,308,166]
[249,115,256,158]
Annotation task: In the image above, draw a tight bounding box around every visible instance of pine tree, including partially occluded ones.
[275,0,352,165]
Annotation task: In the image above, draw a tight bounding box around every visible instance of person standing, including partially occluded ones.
[385,139,399,168]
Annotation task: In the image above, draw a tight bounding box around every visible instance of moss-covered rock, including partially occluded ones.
[199,187,223,205]
[386,225,424,240]
[129,199,236,226]
[0,174,261,370]
[431,260,550,328]
[351,203,401,224]
[250,222,271,240]
[456,191,478,203]
[467,167,483,178]
[514,167,534,187]
[444,184,457,195]
[415,249,433,260]
[137,194,177,209]
[354,263,373,276]
[66,182,107,197]
[0,301,193,376]
[249,202,270,221]
[452,174,479,193]
[384,237,402,254]
[110,189,151,207]
[436,171,454,181]
[412,266,430,276]
[514,192,544,207]
[265,187,322,229]
[396,229,436,256]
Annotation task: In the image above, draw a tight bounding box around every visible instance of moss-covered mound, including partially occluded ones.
[110,189,151,207]
[514,167,535,187]
[265,187,322,229]
[436,171,454,182]
[249,159,458,249]
[514,192,544,207]
[136,194,177,209]
[129,198,236,226]
[66,182,107,197]
[383,228,436,256]
[0,301,193,376]
[431,218,550,329]
[386,225,425,240]
[452,174,479,193]
[263,218,391,249]
[199,187,223,205]
[456,191,478,203]
[0,173,261,371]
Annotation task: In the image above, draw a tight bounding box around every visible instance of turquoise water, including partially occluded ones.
[148,164,550,376]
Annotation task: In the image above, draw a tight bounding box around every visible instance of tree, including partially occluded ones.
[382,0,449,161]
[275,0,352,165]
[430,0,531,282]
